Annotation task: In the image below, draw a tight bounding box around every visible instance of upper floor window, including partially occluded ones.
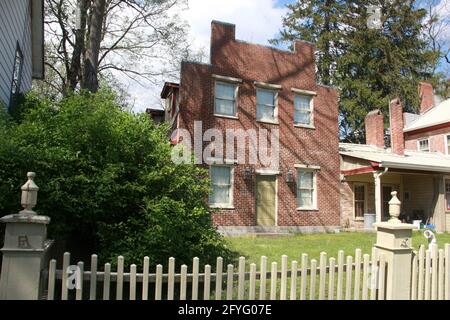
[256,89,277,123]
[446,135,450,155]
[297,168,317,210]
[11,43,24,96]
[418,139,430,152]
[294,95,313,127]
[215,81,237,117]
[209,165,233,208]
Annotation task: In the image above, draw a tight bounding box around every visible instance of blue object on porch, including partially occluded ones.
[426,224,435,231]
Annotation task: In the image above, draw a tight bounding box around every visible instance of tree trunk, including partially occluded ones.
[68,0,89,92]
[82,0,106,93]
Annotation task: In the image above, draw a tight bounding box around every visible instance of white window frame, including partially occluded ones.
[213,75,241,119]
[296,168,318,211]
[353,183,367,221]
[256,87,279,124]
[294,94,315,128]
[445,135,450,155]
[418,139,430,152]
[209,165,234,209]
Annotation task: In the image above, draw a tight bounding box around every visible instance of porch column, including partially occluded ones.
[374,172,382,223]
[432,175,445,232]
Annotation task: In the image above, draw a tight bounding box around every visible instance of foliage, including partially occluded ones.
[42,0,191,95]
[0,91,235,267]
[273,0,445,142]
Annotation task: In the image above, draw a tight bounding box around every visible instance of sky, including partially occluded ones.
[128,0,290,112]
[127,0,450,113]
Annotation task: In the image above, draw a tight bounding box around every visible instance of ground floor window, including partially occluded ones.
[354,184,366,219]
[297,169,317,209]
[209,165,233,208]
[446,180,450,211]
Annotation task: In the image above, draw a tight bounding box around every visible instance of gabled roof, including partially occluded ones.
[404,98,450,133]
[340,143,450,173]
[160,82,180,99]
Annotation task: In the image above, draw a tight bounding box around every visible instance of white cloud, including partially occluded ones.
[181,0,288,57]
[128,0,288,112]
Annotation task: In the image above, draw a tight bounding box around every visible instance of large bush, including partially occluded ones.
[0,91,234,267]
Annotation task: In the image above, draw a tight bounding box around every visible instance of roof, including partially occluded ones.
[146,108,164,115]
[160,82,180,99]
[404,98,450,133]
[340,143,450,173]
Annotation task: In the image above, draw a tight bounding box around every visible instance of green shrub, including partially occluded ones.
[0,90,235,267]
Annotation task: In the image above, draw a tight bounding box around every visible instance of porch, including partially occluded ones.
[340,143,450,233]
[341,171,444,230]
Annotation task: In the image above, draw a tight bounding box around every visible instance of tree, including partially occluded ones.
[274,0,442,142]
[42,0,191,96]
[271,0,347,86]
[0,91,235,267]
[422,0,450,99]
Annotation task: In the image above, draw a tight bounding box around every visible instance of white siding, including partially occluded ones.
[0,0,32,108]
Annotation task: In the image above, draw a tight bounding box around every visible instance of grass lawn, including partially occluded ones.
[226,231,450,265]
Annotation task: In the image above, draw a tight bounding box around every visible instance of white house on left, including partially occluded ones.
[0,0,44,109]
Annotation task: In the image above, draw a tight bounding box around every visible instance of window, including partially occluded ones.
[256,89,277,122]
[418,139,430,152]
[297,169,317,209]
[215,81,237,117]
[446,181,450,211]
[294,95,313,126]
[446,135,450,155]
[209,166,233,207]
[354,184,366,219]
[11,43,24,96]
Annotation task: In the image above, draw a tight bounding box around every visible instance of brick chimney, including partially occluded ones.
[211,21,235,53]
[419,82,435,114]
[365,109,385,148]
[389,98,405,156]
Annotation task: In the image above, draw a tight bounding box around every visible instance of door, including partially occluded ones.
[256,175,277,226]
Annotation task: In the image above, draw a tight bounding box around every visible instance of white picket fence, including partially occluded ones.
[411,244,450,300]
[45,243,450,301]
[46,247,396,301]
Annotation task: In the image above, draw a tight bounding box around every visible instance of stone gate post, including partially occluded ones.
[374,191,415,300]
[0,173,53,300]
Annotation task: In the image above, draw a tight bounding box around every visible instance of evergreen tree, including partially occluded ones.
[274,0,441,142]
[272,0,346,86]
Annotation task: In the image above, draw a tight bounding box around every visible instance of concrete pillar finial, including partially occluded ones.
[388,191,401,224]
[20,172,39,215]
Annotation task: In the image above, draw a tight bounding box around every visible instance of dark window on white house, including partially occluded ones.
[11,43,24,96]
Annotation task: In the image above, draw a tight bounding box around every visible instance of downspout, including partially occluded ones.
[374,167,389,223]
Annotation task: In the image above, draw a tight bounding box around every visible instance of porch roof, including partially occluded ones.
[340,143,450,173]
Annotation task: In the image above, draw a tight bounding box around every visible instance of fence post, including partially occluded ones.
[0,173,53,300]
[373,191,414,300]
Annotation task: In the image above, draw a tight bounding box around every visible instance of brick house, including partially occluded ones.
[157,21,341,234]
[340,83,450,233]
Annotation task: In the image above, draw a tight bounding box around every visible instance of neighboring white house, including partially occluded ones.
[0,0,44,109]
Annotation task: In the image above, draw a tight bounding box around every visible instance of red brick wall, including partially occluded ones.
[405,125,450,155]
[178,21,340,227]
[365,109,385,148]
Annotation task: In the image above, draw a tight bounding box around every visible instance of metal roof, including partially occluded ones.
[340,143,450,173]
[404,98,450,133]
